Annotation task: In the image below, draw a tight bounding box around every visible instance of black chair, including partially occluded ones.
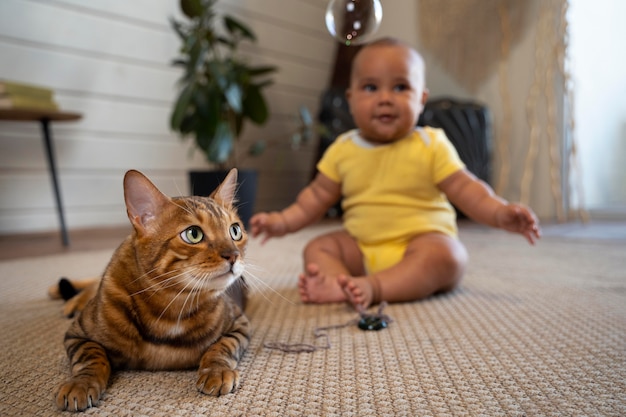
[417,97,492,186]
[314,88,355,217]
[315,88,356,167]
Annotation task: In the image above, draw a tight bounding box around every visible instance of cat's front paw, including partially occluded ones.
[196,368,240,396]
[55,378,103,412]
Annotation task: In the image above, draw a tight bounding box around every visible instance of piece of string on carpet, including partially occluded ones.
[263,302,393,353]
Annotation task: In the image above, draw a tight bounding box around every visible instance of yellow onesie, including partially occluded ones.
[316,127,465,274]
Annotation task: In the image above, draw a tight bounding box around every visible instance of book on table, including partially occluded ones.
[0,80,54,99]
[0,80,58,111]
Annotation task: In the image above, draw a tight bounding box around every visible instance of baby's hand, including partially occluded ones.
[495,203,541,245]
[249,212,289,243]
[249,212,272,239]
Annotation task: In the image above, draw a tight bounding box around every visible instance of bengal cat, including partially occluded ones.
[49,169,250,412]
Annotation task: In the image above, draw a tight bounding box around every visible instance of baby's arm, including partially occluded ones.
[250,172,341,242]
[439,169,541,244]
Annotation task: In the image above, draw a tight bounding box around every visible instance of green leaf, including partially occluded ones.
[194,126,211,150]
[302,127,314,142]
[224,83,243,113]
[248,65,278,77]
[291,132,302,149]
[179,114,197,134]
[192,86,219,134]
[243,84,269,124]
[207,61,228,89]
[207,121,234,163]
[233,111,244,137]
[188,39,203,73]
[223,15,257,41]
[180,0,203,18]
[170,18,187,40]
[248,140,266,156]
[171,58,188,68]
[170,83,195,130]
[216,35,234,49]
[299,105,313,126]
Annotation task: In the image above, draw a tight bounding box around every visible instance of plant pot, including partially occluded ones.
[189,169,258,229]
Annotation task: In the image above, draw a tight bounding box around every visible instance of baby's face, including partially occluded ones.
[347,45,426,144]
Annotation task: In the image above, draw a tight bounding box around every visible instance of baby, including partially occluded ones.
[250,37,540,309]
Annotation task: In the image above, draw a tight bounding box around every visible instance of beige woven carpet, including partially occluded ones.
[1,223,625,416]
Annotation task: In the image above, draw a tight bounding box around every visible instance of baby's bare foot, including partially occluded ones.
[337,275,374,309]
[298,263,347,304]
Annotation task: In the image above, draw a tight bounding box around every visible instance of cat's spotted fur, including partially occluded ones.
[50,169,249,412]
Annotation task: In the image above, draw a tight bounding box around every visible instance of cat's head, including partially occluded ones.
[123,169,247,294]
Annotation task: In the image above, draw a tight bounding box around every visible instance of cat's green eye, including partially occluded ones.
[229,224,243,241]
[180,226,204,244]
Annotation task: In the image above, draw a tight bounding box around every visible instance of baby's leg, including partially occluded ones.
[339,233,468,308]
[298,230,365,303]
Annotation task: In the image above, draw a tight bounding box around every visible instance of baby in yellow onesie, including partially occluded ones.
[318,126,463,274]
[250,37,541,309]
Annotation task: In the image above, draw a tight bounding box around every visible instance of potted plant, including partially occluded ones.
[169,0,277,226]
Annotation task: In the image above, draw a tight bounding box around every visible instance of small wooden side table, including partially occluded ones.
[0,108,83,246]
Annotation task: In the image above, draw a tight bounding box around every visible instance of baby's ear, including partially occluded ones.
[123,170,170,233]
[345,88,352,103]
[211,168,238,207]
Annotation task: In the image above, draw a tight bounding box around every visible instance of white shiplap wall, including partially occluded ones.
[0,0,334,234]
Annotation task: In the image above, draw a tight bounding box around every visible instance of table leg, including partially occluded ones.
[40,118,70,246]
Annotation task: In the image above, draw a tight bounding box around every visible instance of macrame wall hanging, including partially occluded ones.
[418,0,586,222]
[418,0,531,92]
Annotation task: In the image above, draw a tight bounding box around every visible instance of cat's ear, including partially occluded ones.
[123,170,170,233]
[211,168,238,207]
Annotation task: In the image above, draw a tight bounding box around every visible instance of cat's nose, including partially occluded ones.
[221,250,239,265]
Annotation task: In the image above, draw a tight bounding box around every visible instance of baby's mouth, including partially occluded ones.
[376,114,396,123]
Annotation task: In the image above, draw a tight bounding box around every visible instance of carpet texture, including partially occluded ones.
[1,223,624,416]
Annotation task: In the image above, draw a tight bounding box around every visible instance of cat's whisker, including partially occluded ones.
[173,199,196,217]
[176,273,204,326]
[193,271,216,311]
[156,269,200,322]
[243,268,296,306]
[129,270,187,297]
[128,266,177,291]
[130,275,178,297]
[131,268,197,311]
[188,271,211,311]
[170,267,221,322]
[241,277,274,305]
[242,262,266,273]
[172,178,184,198]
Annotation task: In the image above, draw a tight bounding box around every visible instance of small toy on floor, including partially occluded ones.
[264,302,392,353]
[358,314,388,331]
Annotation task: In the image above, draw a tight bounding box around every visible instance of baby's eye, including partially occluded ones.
[229,223,243,241]
[363,84,377,92]
[180,226,204,244]
[393,83,410,92]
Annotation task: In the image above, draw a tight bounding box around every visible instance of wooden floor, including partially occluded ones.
[0,219,625,261]
[0,226,131,260]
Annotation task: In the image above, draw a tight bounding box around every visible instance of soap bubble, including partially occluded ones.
[325,0,383,46]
